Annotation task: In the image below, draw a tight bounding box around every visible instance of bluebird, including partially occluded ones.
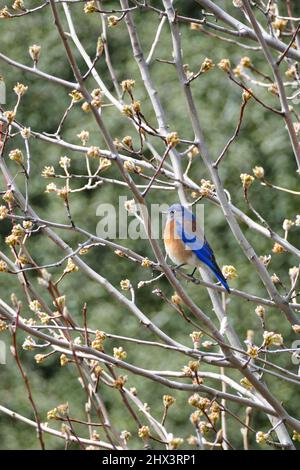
[163,204,230,293]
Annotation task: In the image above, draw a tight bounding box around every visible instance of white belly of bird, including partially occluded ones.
[166,245,199,267]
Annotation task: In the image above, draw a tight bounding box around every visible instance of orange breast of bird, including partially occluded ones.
[163,219,194,265]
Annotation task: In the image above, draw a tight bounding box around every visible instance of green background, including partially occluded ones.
[0,0,300,450]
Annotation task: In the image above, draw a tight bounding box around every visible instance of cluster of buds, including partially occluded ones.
[256,431,268,444]
[272,242,285,254]
[14,83,28,97]
[3,110,16,123]
[81,101,91,112]
[5,224,25,247]
[190,22,202,32]
[0,6,11,18]
[282,219,294,232]
[247,345,259,359]
[268,83,279,96]
[200,57,214,73]
[120,279,131,291]
[22,336,36,351]
[120,430,131,442]
[77,130,89,145]
[141,257,152,268]
[255,305,265,321]
[183,64,194,81]
[47,403,69,421]
[90,360,103,378]
[47,408,59,420]
[121,79,135,93]
[271,273,280,284]
[0,260,8,273]
[199,178,215,196]
[37,312,51,325]
[242,89,252,102]
[138,425,150,440]
[64,258,79,274]
[188,394,210,413]
[183,361,202,383]
[9,149,23,165]
[87,146,101,158]
[259,254,271,266]
[240,173,254,190]
[163,395,176,409]
[122,105,134,118]
[29,44,41,63]
[0,319,8,331]
[286,66,297,79]
[292,325,300,334]
[12,0,25,11]
[113,375,127,389]
[190,331,203,349]
[59,156,71,169]
[122,135,133,148]
[83,1,97,14]
[34,354,47,364]
[218,58,231,73]
[29,299,42,313]
[0,205,8,220]
[3,190,14,203]
[60,354,69,367]
[53,188,69,202]
[233,65,242,77]
[91,330,106,351]
[252,166,265,179]
[99,157,112,172]
[187,145,199,159]
[263,331,283,348]
[91,88,102,108]
[108,16,119,27]
[21,127,31,139]
[166,132,180,148]
[123,159,141,174]
[272,19,287,34]
[41,166,55,178]
[168,436,184,450]
[222,265,238,280]
[240,56,252,68]
[124,199,137,214]
[171,292,182,305]
[113,346,127,360]
[45,182,58,194]
[292,430,300,442]
[240,377,253,390]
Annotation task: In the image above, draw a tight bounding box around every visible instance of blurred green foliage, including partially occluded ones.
[0,0,300,450]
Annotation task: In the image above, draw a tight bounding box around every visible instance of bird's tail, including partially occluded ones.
[205,259,231,293]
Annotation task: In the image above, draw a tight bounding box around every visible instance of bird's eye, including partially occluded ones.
[170,210,174,215]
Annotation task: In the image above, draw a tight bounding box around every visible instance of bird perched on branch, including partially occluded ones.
[163,204,230,293]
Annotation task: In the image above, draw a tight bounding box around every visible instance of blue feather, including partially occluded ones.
[176,219,230,293]
[194,246,230,293]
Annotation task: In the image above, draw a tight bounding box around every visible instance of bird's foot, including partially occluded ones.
[189,267,197,278]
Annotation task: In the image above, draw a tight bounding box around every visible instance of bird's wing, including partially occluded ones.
[175,216,230,292]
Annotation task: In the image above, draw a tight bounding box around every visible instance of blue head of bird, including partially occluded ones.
[166,203,193,222]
